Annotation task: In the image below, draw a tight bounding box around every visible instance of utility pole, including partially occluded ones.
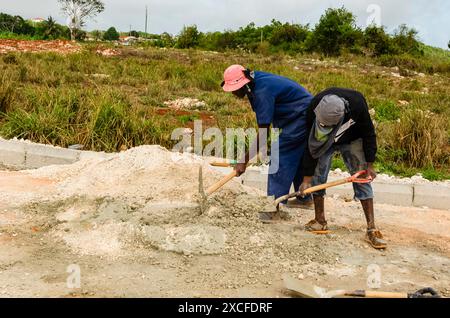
[145,5,148,37]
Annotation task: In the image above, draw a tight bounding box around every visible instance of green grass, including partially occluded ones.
[0,32,42,40]
[0,45,448,179]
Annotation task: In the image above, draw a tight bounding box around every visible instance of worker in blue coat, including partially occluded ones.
[221,65,313,210]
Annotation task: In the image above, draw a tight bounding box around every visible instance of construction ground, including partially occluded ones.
[0,145,449,297]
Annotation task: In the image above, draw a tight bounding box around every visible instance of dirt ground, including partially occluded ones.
[0,146,449,298]
[0,39,81,54]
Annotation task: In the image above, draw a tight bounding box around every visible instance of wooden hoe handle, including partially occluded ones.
[206,155,258,195]
[274,170,371,206]
[206,170,237,195]
[301,178,349,195]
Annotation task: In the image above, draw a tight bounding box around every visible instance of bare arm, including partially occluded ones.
[235,124,270,176]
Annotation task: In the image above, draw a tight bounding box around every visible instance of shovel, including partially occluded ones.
[198,156,257,214]
[283,275,441,298]
[259,170,372,222]
[274,170,373,207]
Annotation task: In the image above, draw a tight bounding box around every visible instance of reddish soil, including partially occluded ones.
[0,40,81,54]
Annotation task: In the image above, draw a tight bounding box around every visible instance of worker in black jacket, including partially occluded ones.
[299,87,387,249]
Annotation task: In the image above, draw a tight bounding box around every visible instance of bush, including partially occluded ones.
[160,32,175,47]
[310,7,362,56]
[378,109,449,168]
[269,22,309,45]
[176,25,200,49]
[363,26,394,56]
[90,30,103,41]
[199,31,237,51]
[0,13,35,35]
[373,100,401,122]
[0,71,15,114]
[234,22,263,52]
[391,24,423,56]
[103,27,120,41]
[269,21,310,53]
[34,16,70,40]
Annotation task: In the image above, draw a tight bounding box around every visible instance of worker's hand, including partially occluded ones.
[366,163,377,180]
[235,163,247,177]
[299,181,312,198]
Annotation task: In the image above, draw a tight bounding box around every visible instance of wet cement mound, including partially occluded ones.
[23,146,273,257]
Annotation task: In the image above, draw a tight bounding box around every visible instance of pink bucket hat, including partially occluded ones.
[221,64,251,92]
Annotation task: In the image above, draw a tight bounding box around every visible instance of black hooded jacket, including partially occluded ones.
[301,87,377,176]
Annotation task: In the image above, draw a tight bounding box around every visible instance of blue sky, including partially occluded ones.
[1,0,449,48]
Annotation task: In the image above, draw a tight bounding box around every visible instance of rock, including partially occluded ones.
[142,225,227,255]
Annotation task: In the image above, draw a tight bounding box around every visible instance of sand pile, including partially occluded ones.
[26,146,271,258]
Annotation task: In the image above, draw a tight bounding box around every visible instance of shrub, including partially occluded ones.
[378,109,449,168]
[176,25,200,49]
[0,13,35,35]
[363,26,394,56]
[373,100,401,122]
[310,7,362,56]
[91,30,103,41]
[391,24,423,56]
[269,22,309,46]
[0,71,14,114]
[103,27,120,41]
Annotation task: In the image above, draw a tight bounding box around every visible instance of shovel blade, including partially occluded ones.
[283,274,321,298]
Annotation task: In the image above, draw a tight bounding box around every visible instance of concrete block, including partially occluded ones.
[25,143,81,169]
[413,184,450,210]
[326,183,355,200]
[372,182,413,206]
[0,139,26,168]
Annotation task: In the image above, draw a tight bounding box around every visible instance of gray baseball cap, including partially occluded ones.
[308,94,348,159]
[314,94,346,127]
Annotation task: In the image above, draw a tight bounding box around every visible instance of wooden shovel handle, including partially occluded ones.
[274,178,349,206]
[347,290,408,298]
[210,162,232,167]
[206,155,258,195]
[274,170,371,206]
[302,178,349,195]
[206,170,237,195]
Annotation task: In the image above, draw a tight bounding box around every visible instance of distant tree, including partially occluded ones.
[129,30,139,38]
[363,25,393,56]
[392,24,423,56]
[0,13,35,35]
[91,29,102,41]
[176,25,200,48]
[310,7,362,55]
[160,32,175,47]
[198,31,237,51]
[234,22,262,52]
[73,28,87,40]
[36,16,62,39]
[103,27,119,41]
[448,40,450,50]
[269,20,310,52]
[58,0,105,41]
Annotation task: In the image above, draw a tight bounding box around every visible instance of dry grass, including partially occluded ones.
[378,109,449,168]
[0,44,449,177]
